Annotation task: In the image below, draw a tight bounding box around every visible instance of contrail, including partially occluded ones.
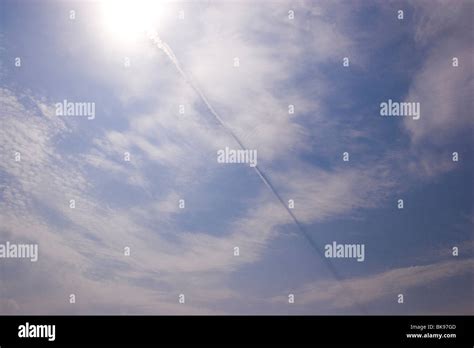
[147,29,367,314]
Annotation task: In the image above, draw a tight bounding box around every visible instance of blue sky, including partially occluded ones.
[0,0,472,314]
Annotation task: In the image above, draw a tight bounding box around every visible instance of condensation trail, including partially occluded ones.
[147,30,367,314]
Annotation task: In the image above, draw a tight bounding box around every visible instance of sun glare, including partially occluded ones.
[100,0,164,43]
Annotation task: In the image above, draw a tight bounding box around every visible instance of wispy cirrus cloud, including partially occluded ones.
[269,258,474,313]
[0,0,472,315]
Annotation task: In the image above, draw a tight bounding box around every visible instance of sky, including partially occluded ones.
[0,0,472,315]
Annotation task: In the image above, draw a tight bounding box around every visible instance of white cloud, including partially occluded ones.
[402,0,473,177]
[270,258,474,310]
[1,0,471,315]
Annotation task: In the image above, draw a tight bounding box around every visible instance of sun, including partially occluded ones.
[100,0,165,43]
